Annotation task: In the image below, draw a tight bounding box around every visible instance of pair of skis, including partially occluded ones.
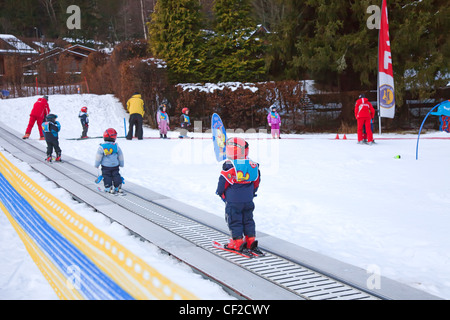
[95,175,126,196]
[45,157,63,163]
[212,241,265,259]
[96,186,126,196]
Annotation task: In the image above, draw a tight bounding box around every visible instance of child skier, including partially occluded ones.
[267,106,281,139]
[42,114,62,162]
[216,137,262,255]
[94,128,125,194]
[179,107,191,138]
[79,106,89,139]
[157,104,170,139]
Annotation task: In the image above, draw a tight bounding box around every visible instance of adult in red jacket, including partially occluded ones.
[354,94,375,144]
[23,96,50,140]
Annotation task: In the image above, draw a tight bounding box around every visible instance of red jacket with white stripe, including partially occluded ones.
[30,98,50,119]
[354,98,375,119]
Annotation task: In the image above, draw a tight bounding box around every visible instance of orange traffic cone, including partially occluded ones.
[343,134,347,140]
[335,134,340,140]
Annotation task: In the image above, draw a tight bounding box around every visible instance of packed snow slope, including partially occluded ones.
[1,94,450,299]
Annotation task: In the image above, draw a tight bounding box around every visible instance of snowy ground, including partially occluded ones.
[1,94,450,300]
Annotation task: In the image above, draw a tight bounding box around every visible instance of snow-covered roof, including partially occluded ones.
[25,45,97,66]
[0,34,38,55]
[32,41,55,50]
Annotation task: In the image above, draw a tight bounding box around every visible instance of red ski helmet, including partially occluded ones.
[226,137,249,160]
[182,107,189,114]
[103,128,117,142]
[81,106,87,112]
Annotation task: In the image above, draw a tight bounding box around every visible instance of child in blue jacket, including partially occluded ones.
[216,137,261,254]
[94,128,124,194]
[79,106,89,139]
[42,114,61,162]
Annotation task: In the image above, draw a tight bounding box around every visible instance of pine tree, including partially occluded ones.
[290,0,378,91]
[148,0,205,83]
[206,0,266,82]
[388,0,449,104]
[0,0,43,36]
[262,0,310,80]
[288,0,449,102]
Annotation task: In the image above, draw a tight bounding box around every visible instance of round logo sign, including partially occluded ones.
[379,85,395,108]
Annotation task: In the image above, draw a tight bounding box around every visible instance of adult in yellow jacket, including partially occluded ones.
[126,92,145,140]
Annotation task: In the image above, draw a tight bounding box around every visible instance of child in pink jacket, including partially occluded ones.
[157,104,170,139]
[267,106,281,139]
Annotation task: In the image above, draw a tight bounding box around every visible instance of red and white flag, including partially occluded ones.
[378,0,395,118]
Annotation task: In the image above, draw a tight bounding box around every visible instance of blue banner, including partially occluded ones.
[211,113,227,162]
[430,100,450,117]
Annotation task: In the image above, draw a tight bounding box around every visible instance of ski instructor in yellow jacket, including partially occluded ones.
[126,92,145,140]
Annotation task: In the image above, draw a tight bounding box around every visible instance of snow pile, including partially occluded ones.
[142,57,167,69]
[177,80,320,95]
[1,94,450,299]
[178,82,259,93]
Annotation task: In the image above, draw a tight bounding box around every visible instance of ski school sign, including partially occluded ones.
[378,0,395,119]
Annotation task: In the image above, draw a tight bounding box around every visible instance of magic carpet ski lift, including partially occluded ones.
[416,100,450,160]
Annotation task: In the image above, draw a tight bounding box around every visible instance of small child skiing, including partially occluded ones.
[179,107,191,138]
[42,114,62,162]
[267,106,281,139]
[157,104,170,139]
[94,128,125,194]
[79,106,89,139]
[216,137,262,255]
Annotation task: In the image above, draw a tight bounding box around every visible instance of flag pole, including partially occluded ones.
[377,0,382,136]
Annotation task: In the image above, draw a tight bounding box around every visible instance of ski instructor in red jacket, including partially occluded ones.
[354,94,375,145]
[23,96,50,140]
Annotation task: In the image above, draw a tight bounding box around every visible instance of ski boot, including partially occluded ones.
[22,133,30,139]
[115,185,124,195]
[45,155,52,162]
[104,186,111,193]
[245,236,265,256]
[224,238,246,252]
[55,154,62,162]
